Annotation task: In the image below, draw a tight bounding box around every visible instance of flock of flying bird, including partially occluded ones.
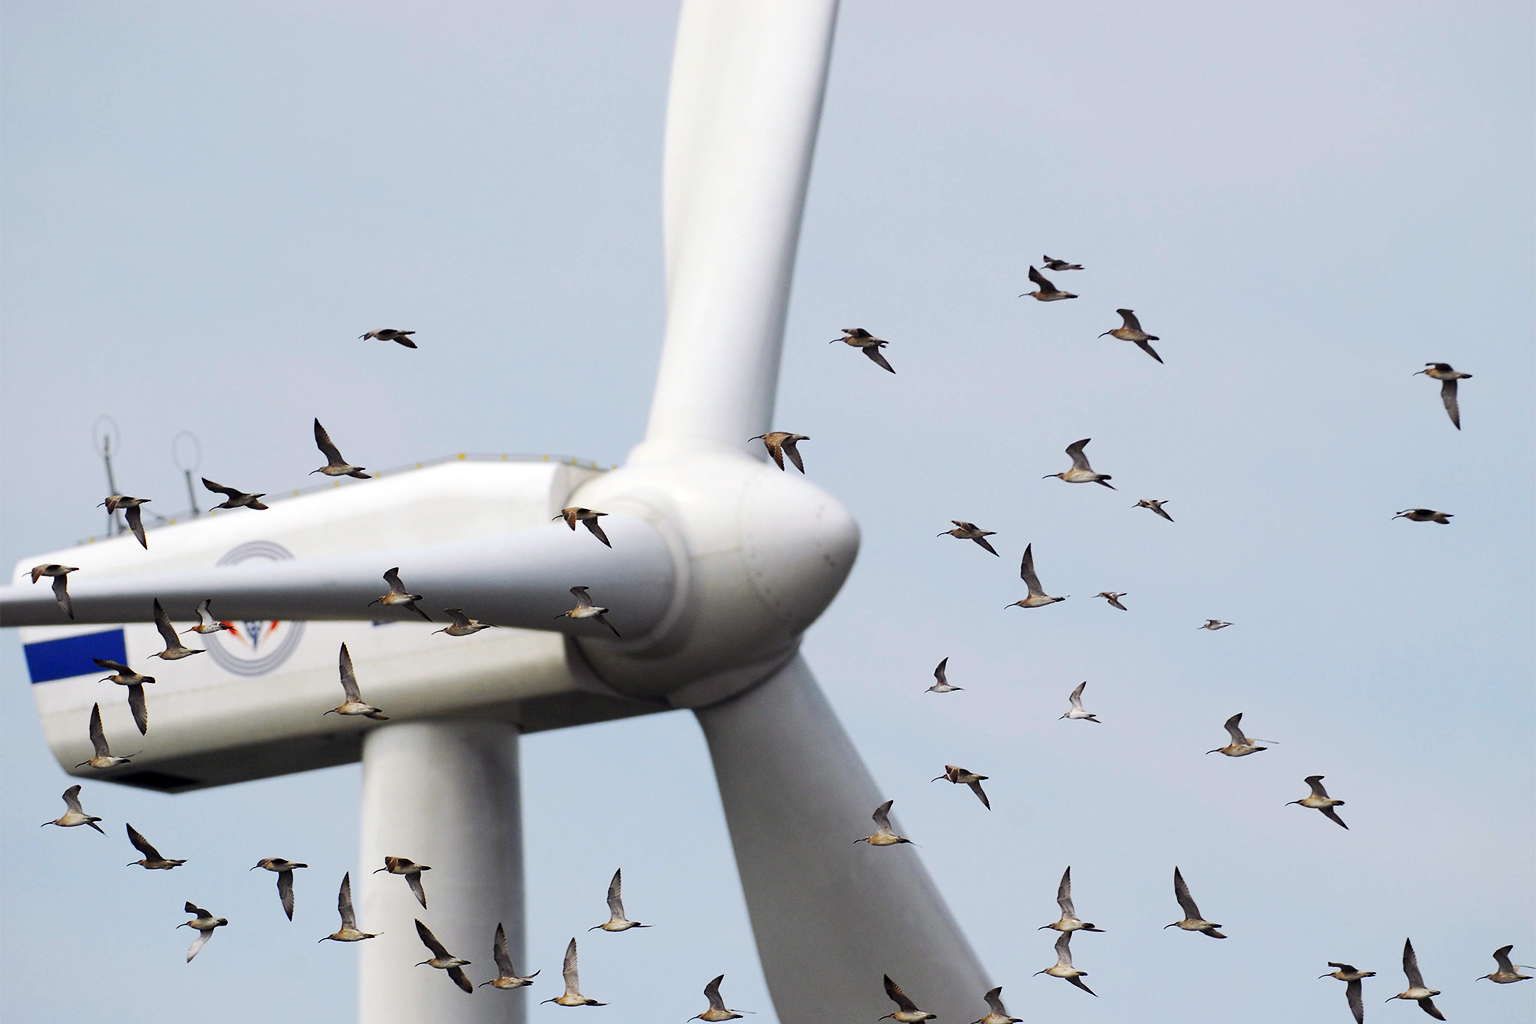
[28,287,1518,1023]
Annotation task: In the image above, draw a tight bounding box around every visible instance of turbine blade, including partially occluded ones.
[638,0,839,457]
[694,654,988,1018]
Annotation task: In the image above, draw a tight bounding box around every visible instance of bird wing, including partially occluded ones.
[974,535,999,556]
[872,799,895,832]
[1419,997,1445,1021]
[1493,945,1516,972]
[1117,308,1143,332]
[863,346,896,373]
[847,327,872,339]
[89,704,110,757]
[125,504,148,549]
[493,923,514,975]
[383,567,406,595]
[606,868,626,917]
[52,574,74,618]
[314,419,346,463]
[759,436,786,470]
[407,872,428,908]
[704,974,727,1011]
[1028,265,1050,289]
[127,683,149,736]
[968,779,991,809]
[126,823,161,859]
[277,869,297,920]
[338,643,363,702]
[595,612,622,638]
[1068,682,1086,707]
[583,518,612,547]
[1320,805,1349,830]
[1223,714,1247,745]
[1306,776,1330,799]
[984,986,1006,1015]
[883,975,920,1013]
[1173,867,1202,919]
[95,658,132,674]
[1057,866,1075,916]
[1135,339,1164,363]
[781,437,805,473]
[338,873,358,928]
[63,785,85,813]
[1065,438,1092,471]
[570,586,593,608]
[1440,379,1460,429]
[563,938,580,989]
[1402,938,1425,988]
[447,966,474,993]
[1019,545,1044,595]
[194,599,214,626]
[933,658,948,685]
[186,927,213,962]
[201,478,239,498]
[153,600,181,649]
[446,609,472,629]
[1054,931,1074,966]
[1345,978,1364,1024]
[1066,975,1096,997]
[416,919,452,959]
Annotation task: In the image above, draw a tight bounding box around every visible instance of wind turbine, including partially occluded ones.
[1,2,987,1021]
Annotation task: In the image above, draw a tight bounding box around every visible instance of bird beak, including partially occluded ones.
[1098,331,1111,338]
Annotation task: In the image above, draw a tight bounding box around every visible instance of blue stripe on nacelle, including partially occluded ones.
[23,629,128,683]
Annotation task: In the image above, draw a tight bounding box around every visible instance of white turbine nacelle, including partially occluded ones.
[7,447,857,789]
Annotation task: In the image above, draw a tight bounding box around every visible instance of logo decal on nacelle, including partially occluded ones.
[205,540,306,677]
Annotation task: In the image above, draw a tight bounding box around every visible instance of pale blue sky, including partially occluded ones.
[3,2,1532,1022]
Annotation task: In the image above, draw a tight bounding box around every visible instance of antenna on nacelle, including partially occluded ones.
[172,431,202,519]
[92,416,124,536]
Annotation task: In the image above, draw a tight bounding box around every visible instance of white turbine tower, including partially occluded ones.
[1,2,988,1021]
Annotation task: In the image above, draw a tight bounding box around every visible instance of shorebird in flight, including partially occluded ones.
[1099,309,1162,363]
[1199,619,1232,630]
[555,507,612,547]
[150,599,205,661]
[480,922,539,989]
[1019,265,1077,301]
[251,858,308,920]
[1287,775,1349,829]
[559,586,621,637]
[76,703,131,769]
[1414,363,1471,429]
[1044,438,1115,488]
[590,868,650,932]
[1039,866,1104,933]
[932,765,991,809]
[375,855,431,909]
[830,327,896,373]
[749,431,809,472]
[1060,682,1100,723]
[202,478,268,511]
[183,598,234,635]
[100,494,151,548]
[29,564,78,619]
[126,823,185,870]
[95,657,155,735]
[415,919,474,993]
[1040,255,1083,271]
[311,419,370,478]
[325,643,389,720]
[938,520,999,556]
[1478,945,1532,984]
[1387,938,1445,1019]
[369,567,432,621]
[318,873,378,943]
[434,609,498,636]
[1165,867,1226,938]
[1007,544,1067,609]
[1034,932,1096,995]
[1393,508,1452,524]
[1094,591,1128,611]
[880,974,937,1022]
[42,784,104,834]
[854,799,912,847]
[1320,963,1376,1024]
[926,657,962,693]
[179,902,228,962]
[360,328,416,348]
[1134,498,1173,521]
[688,974,746,1022]
[541,938,606,1006]
[1208,713,1271,757]
[971,986,1022,1024]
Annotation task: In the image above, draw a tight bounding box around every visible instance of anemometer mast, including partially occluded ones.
[1,2,989,1021]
